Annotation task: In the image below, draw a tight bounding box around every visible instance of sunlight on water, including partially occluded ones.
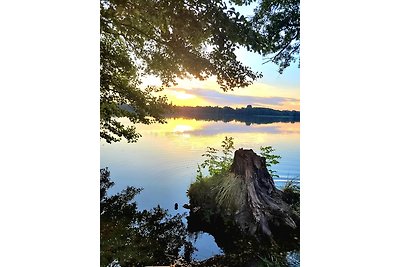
[100,118,299,260]
[173,124,194,133]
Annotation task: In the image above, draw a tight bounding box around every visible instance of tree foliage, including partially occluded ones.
[100,168,192,266]
[232,0,300,73]
[199,136,235,177]
[260,145,282,178]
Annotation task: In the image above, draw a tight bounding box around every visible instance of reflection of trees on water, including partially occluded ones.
[172,114,298,126]
[100,168,193,267]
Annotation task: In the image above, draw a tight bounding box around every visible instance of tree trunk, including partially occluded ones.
[230,149,299,245]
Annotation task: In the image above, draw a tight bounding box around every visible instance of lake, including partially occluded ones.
[100,117,300,260]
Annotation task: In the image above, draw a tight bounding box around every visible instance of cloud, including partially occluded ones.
[184,88,299,108]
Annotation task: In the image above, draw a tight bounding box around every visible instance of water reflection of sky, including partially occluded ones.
[100,118,299,260]
[101,118,299,208]
[177,121,299,136]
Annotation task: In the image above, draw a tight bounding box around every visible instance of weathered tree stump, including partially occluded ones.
[230,149,299,245]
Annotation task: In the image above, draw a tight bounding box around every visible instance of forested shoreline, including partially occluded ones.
[165,105,300,124]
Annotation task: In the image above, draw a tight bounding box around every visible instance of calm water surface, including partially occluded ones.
[100,118,299,260]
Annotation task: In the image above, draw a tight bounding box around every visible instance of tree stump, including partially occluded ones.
[230,149,299,245]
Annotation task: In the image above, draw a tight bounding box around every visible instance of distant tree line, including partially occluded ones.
[166,105,300,125]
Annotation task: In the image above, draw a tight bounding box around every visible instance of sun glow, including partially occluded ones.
[173,125,194,133]
[162,88,212,106]
[173,90,195,100]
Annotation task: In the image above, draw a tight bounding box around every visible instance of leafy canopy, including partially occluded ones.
[232,0,300,73]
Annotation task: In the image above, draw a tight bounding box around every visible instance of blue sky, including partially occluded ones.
[231,0,299,88]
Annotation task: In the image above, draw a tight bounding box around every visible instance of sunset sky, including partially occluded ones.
[143,3,300,111]
[143,50,300,111]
